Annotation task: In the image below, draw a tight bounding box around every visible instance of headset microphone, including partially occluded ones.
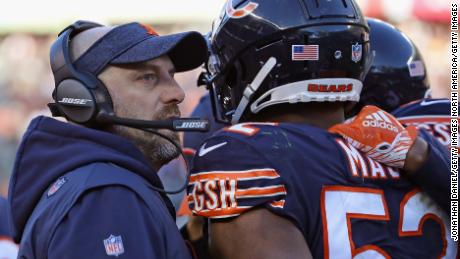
[96,112,210,132]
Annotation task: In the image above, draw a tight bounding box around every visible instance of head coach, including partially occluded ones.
[7,21,207,258]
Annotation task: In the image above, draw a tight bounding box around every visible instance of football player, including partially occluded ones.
[188,0,456,258]
[344,18,451,214]
[352,18,449,149]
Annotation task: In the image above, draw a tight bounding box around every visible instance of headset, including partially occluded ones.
[49,21,111,125]
[48,20,209,194]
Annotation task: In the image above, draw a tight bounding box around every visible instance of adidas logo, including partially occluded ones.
[362,111,399,133]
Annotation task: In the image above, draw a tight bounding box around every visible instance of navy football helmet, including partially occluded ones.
[350,18,429,116]
[203,0,372,124]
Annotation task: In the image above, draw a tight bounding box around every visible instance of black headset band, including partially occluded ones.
[51,21,103,86]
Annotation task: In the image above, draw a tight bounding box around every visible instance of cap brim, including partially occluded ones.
[110,31,207,72]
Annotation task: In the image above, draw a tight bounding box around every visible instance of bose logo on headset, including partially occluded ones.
[58,97,93,106]
[175,121,208,130]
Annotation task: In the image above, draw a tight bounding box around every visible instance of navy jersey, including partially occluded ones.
[188,123,457,258]
[393,98,450,148]
[392,98,451,216]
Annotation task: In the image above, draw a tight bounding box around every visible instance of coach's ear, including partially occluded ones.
[209,208,313,259]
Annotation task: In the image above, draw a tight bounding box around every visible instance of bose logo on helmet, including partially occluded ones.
[308,84,353,93]
[177,122,207,129]
[58,98,93,105]
[362,120,399,133]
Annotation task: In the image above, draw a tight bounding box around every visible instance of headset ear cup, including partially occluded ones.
[54,70,115,127]
[55,79,97,124]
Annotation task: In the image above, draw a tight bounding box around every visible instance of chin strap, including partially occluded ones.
[231,57,277,124]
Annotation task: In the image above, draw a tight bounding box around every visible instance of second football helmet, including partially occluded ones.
[349,18,429,116]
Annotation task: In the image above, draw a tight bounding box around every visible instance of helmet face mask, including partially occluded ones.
[206,0,372,124]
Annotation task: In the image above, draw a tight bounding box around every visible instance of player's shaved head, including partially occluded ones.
[70,26,114,60]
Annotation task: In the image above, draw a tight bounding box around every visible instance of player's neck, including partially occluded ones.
[265,110,344,129]
[250,102,345,129]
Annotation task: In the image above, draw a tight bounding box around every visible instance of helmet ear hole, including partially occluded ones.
[226,59,246,88]
[225,65,238,89]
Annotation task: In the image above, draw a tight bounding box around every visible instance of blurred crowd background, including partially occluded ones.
[0,0,454,196]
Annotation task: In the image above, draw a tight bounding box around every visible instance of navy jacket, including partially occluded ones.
[8,116,192,258]
[0,196,10,237]
[0,196,18,258]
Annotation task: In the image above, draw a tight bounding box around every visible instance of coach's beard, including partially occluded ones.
[112,107,181,171]
[135,128,180,169]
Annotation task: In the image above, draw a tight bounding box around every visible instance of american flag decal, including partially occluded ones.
[292,45,319,61]
[408,61,425,77]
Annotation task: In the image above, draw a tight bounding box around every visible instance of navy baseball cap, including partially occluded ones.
[73,22,208,75]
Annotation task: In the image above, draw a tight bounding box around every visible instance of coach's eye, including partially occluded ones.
[140,73,157,83]
[136,73,158,88]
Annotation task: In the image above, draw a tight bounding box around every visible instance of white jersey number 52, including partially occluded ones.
[321,186,457,259]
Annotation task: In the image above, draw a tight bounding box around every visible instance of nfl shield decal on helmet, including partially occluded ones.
[47,177,67,197]
[103,235,125,257]
[351,43,362,63]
